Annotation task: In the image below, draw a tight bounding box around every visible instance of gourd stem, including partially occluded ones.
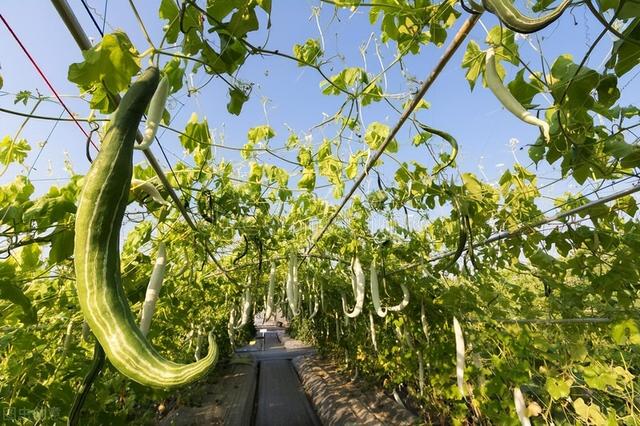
[68,343,106,426]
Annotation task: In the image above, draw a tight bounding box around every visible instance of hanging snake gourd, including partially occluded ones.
[139,242,167,337]
[135,76,169,150]
[74,67,217,388]
[485,47,550,142]
[265,262,276,320]
[453,316,466,397]
[370,259,410,317]
[342,256,365,318]
[482,0,571,34]
[286,252,300,316]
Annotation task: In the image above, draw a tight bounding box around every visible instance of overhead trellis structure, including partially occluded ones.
[0,0,639,424]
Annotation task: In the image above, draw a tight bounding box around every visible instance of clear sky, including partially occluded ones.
[1,1,637,228]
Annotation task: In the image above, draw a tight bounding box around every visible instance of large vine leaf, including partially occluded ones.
[0,136,30,168]
[67,31,141,113]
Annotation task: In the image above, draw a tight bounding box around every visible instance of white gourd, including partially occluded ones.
[265,262,276,320]
[418,350,424,396]
[240,284,253,327]
[62,318,75,356]
[286,252,300,316]
[342,257,365,318]
[514,387,531,426]
[228,308,236,348]
[81,320,92,343]
[370,259,387,317]
[135,76,169,150]
[369,310,378,352]
[421,299,429,339]
[308,296,319,319]
[485,47,550,142]
[139,242,167,337]
[453,316,466,398]
[371,259,410,317]
[131,179,169,206]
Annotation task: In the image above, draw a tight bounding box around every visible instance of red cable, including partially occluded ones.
[0,13,98,149]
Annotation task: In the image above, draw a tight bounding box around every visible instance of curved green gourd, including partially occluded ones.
[74,67,217,388]
[482,0,571,33]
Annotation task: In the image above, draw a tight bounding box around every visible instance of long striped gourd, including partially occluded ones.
[139,241,166,337]
[342,256,365,318]
[482,0,570,33]
[485,48,550,142]
[74,67,217,388]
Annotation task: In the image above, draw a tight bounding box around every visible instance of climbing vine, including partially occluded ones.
[1,0,639,424]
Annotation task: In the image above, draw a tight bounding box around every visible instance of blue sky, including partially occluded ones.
[1,1,637,226]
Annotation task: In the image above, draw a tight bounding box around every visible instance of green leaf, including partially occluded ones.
[14,90,31,105]
[611,319,640,345]
[0,136,30,167]
[0,74,3,90]
[23,189,76,229]
[0,263,37,325]
[604,137,635,159]
[545,377,572,399]
[48,227,75,265]
[573,398,607,425]
[461,40,485,90]
[550,55,600,112]
[162,57,185,93]
[621,147,640,168]
[293,39,323,66]
[159,0,180,43]
[318,155,343,194]
[596,74,620,108]
[614,195,638,217]
[486,26,519,64]
[606,18,640,77]
[297,147,313,167]
[18,244,41,271]
[321,67,363,95]
[364,122,398,153]
[346,151,366,179]
[507,69,541,107]
[180,113,211,154]
[67,31,141,113]
[228,6,259,38]
[461,173,485,201]
[247,125,275,144]
[582,363,619,390]
[298,167,316,192]
[317,139,332,161]
[227,87,249,115]
[248,162,263,183]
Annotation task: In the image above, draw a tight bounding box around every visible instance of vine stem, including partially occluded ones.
[302,14,482,262]
[390,180,640,275]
